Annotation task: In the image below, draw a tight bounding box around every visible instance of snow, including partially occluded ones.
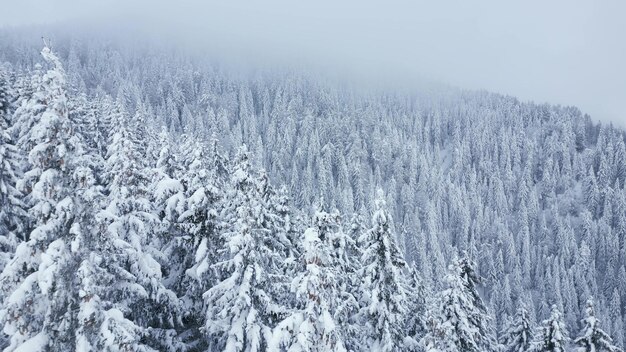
[155,178,183,199]
[0,35,625,352]
[13,332,48,352]
[37,239,64,295]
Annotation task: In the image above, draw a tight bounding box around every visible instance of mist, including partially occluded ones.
[4,0,625,125]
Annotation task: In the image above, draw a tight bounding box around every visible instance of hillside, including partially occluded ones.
[0,29,625,351]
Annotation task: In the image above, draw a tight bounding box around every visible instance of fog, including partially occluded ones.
[4,0,625,125]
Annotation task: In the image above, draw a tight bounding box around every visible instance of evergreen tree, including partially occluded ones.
[423,255,496,352]
[501,305,534,352]
[1,45,166,352]
[271,227,346,352]
[0,68,27,271]
[72,159,159,351]
[574,300,622,352]
[178,140,222,349]
[150,129,186,294]
[104,102,182,350]
[323,210,362,352]
[533,305,568,352]
[257,170,294,264]
[203,146,287,352]
[0,45,81,351]
[403,266,427,352]
[358,190,408,352]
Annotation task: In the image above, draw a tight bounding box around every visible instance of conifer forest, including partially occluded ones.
[0,15,625,352]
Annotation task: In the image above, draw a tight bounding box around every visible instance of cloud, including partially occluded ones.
[3,0,625,125]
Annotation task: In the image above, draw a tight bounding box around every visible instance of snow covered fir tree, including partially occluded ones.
[0,27,625,351]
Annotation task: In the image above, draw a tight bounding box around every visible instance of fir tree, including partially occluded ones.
[150,129,186,294]
[103,103,182,350]
[0,45,81,351]
[71,158,166,351]
[403,266,427,352]
[501,305,534,352]
[203,146,288,352]
[324,210,362,352]
[358,190,408,352]
[178,140,222,349]
[533,305,568,352]
[0,69,27,271]
[423,255,496,352]
[574,300,622,352]
[270,227,346,352]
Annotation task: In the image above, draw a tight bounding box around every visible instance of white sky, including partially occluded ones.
[3,0,625,126]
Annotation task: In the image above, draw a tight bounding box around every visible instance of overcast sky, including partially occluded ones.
[4,0,625,126]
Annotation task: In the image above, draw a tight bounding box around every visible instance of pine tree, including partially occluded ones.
[0,68,27,271]
[257,170,294,263]
[72,158,158,351]
[533,305,568,352]
[154,127,181,181]
[321,210,362,352]
[150,129,186,295]
[270,227,346,352]
[501,305,534,352]
[0,45,81,351]
[358,190,408,352]
[11,63,44,157]
[573,300,622,352]
[423,255,496,352]
[273,185,299,258]
[178,140,222,349]
[103,103,182,350]
[608,289,624,349]
[1,45,163,352]
[203,146,287,352]
[403,266,427,352]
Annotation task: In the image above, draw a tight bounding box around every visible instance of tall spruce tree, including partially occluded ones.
[423,255,496,352]
[103,102,182,350]
[533,305,568,352]
[324,210,362,352]
[203,146,288,352]
[358,190,408,352]
[178,140,223,349]
[403,266,427,351]
[0,45,83,351]
[501,305,534,352]
[0,68,27,272]
[574,300,622,352]
[270,226,346,352]
[72,161,157,351]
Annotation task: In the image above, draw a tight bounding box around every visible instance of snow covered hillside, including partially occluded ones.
[0,30,625,351]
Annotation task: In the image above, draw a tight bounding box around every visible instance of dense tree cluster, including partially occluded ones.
[0,29,625,351]
[0,44,423,352]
